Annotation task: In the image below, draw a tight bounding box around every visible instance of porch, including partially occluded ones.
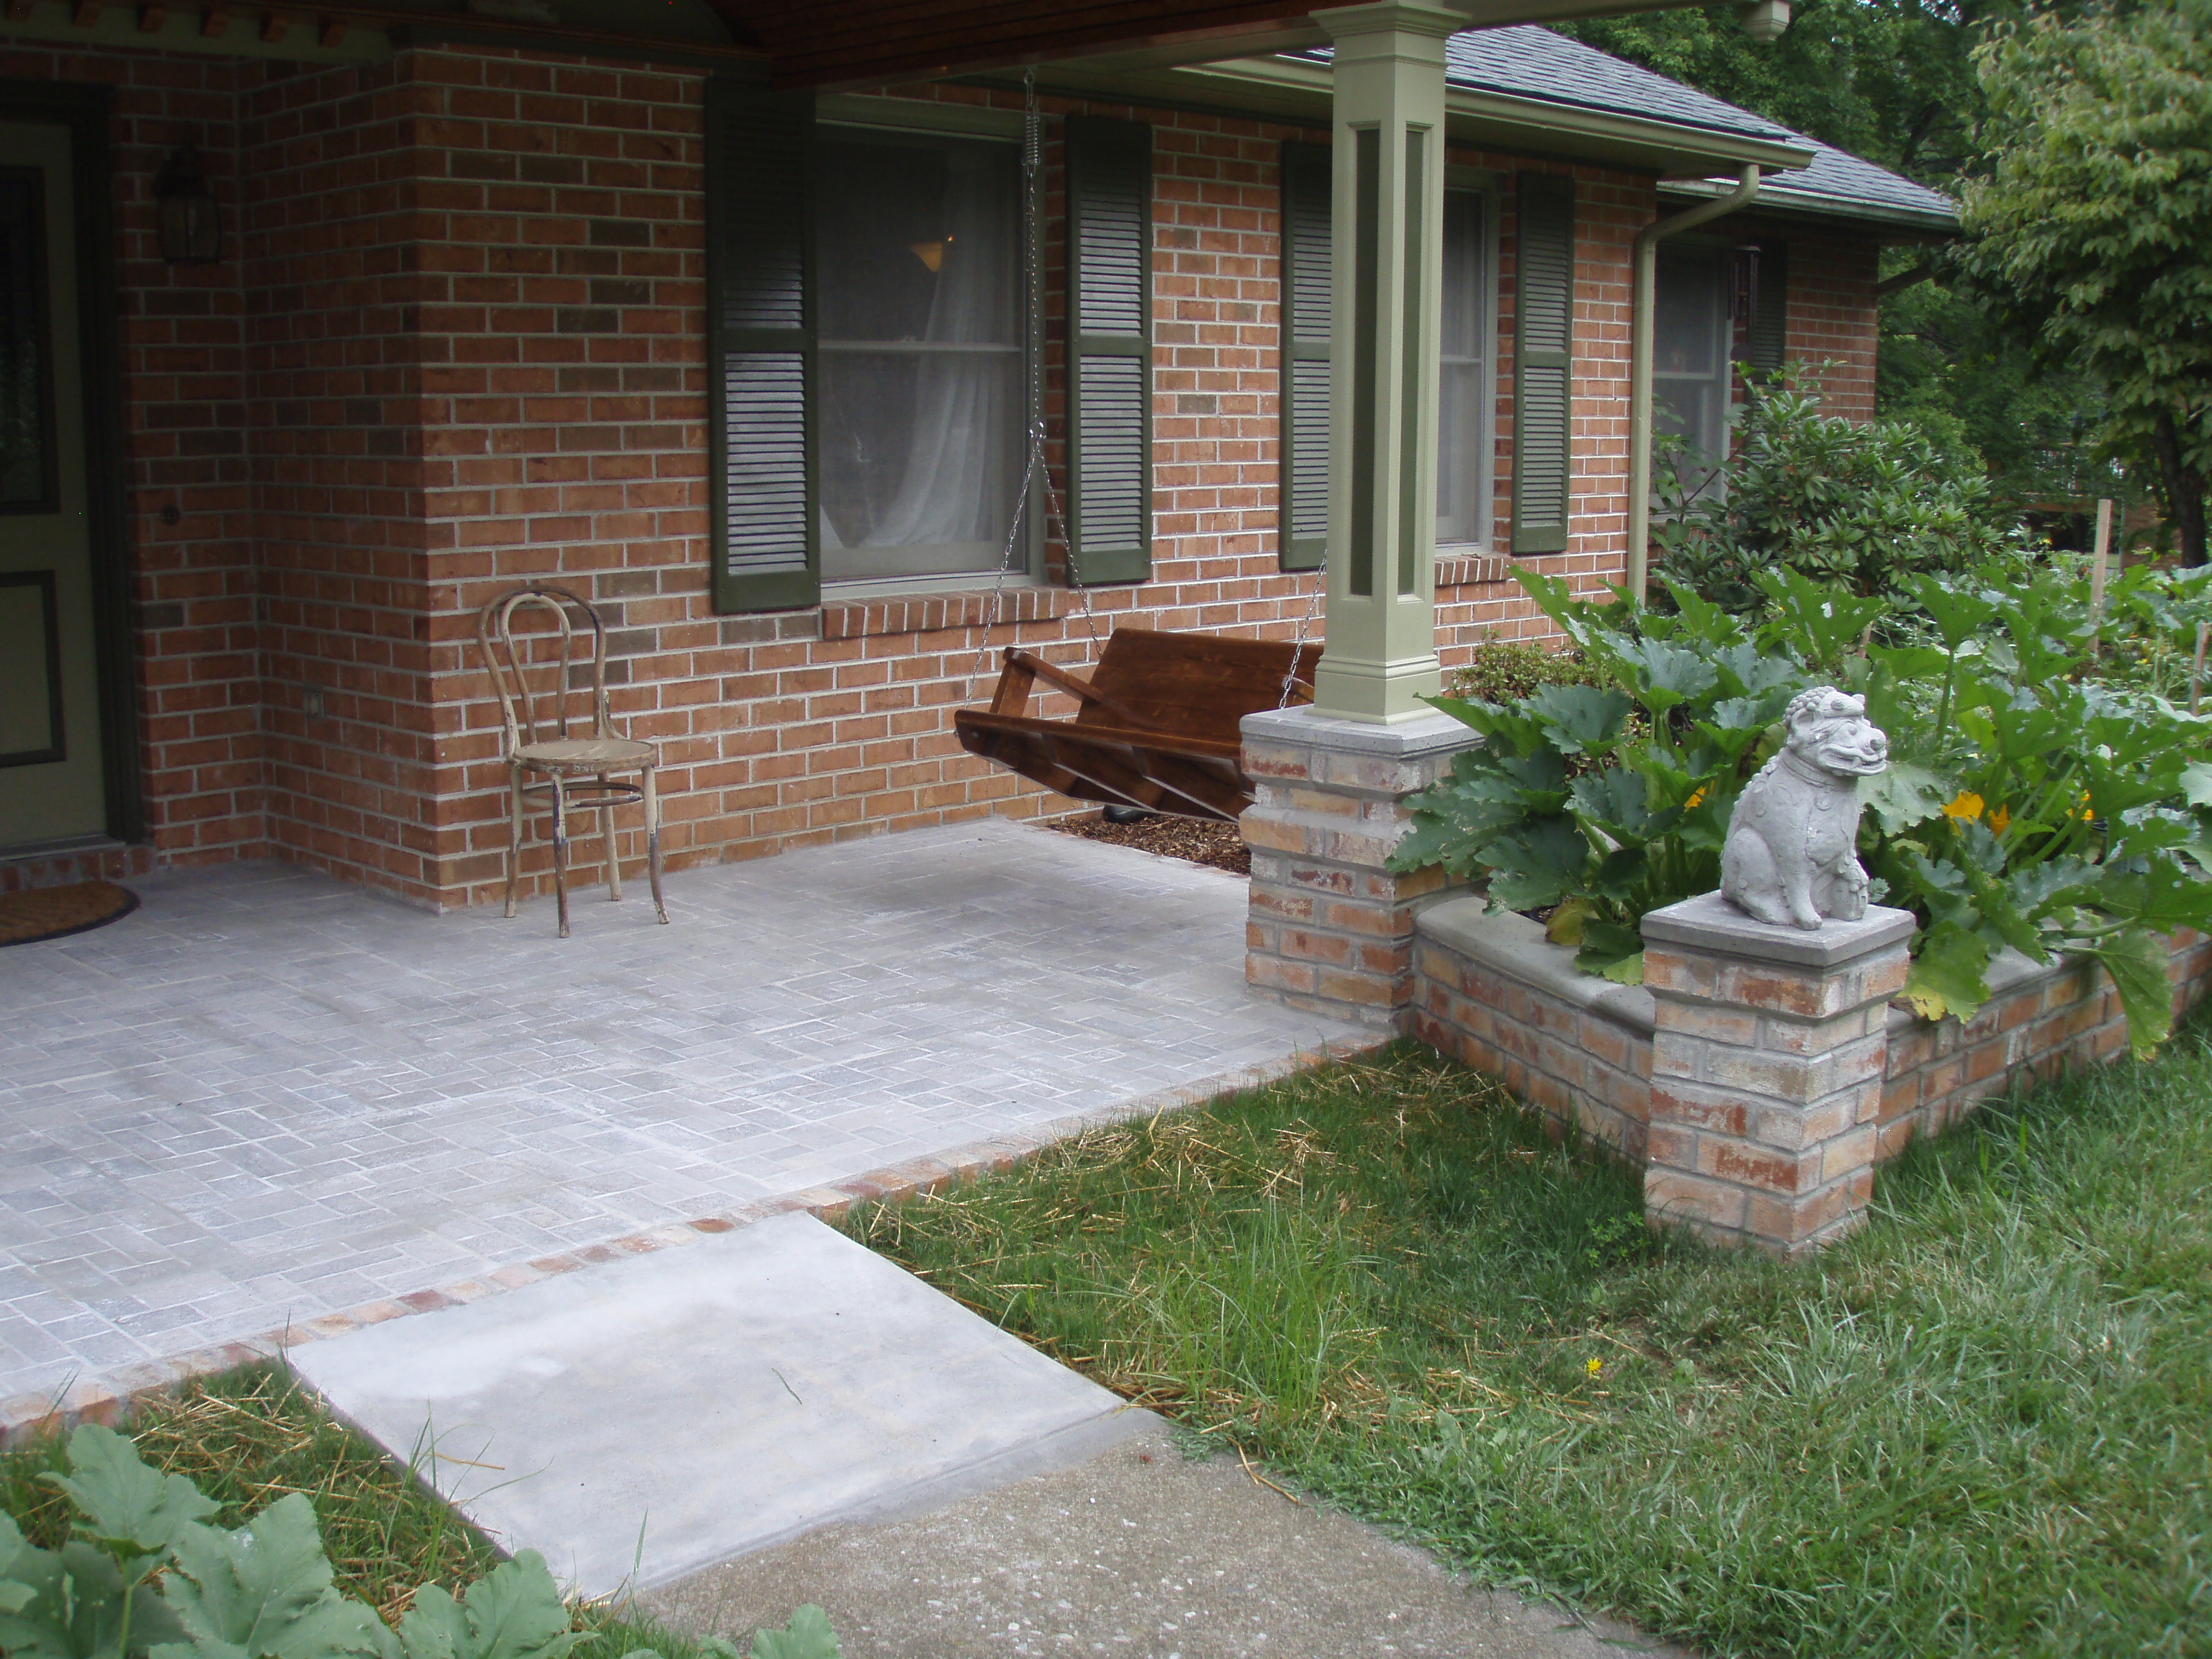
[0,818,1367,1425]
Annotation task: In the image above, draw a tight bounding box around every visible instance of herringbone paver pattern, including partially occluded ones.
[0,822,1364,1410]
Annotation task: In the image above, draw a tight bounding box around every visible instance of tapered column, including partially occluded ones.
[1310,2,1458,722]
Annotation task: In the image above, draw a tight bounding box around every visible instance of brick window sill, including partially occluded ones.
[1435,553,1512,588]
[820,587,1077,640]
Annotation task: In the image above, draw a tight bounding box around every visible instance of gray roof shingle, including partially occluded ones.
[1299,25,1959,230]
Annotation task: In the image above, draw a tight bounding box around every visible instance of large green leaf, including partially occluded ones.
[1615,639,1719,717]
[1524,684,1632,755]
[2081,927,2175,1059]
[389,1555,578,1659]
[153,1496,384,1659]
[1905,574,1998,652]
[1567,768,1648,842]
[1860,763,1951,836]
[750,1608,840,1659]
[1574,920,1645,984]
[1900,921,1995,1024]
[1478,817,1590,912]
[0,1537,182,1659]
[48,1426,220,1577]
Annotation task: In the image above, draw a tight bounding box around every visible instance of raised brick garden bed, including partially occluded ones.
[1411,894,2212,1251]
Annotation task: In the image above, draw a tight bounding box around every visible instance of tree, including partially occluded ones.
[1952,1,2212,563]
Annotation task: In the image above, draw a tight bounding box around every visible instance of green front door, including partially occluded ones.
[0,119,109,850]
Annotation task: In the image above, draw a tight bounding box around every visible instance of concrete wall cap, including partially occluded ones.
[1416,895,1658,1035]
[1641,891,1915,969]
[1241,705,1483,758]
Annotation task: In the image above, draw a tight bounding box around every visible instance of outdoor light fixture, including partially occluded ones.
[1739,0,1791,44]
[155,145,220,264]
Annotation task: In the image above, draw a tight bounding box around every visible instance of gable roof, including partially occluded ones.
[1295,24,1959,235]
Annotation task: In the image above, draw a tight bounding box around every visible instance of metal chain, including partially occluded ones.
[1277,565,1324,708]
[965,67,1096,699]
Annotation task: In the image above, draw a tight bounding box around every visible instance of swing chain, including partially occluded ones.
[965,66,1097,701]
[1277,565,1323,709]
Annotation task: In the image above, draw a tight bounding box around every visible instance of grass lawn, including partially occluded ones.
[852,1034,2212,1659]
[0,1364,716,1658]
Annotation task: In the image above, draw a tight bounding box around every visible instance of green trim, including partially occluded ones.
[1395,125,1424,601]
[1064,115,1153,589]
[1348,126,1379,598]
[704,78,819,614]
[1,79,140,844]
[1277,139,1329,573]
[1511,170,1574,558]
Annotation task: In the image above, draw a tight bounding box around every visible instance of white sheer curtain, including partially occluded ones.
[817,135,1022,581]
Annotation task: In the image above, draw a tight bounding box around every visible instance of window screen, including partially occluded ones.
[1653,244,1731,502]
[815,130,1024,583]
[1436,187,1491,548]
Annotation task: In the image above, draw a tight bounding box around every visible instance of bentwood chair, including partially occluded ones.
[477,584,667,937]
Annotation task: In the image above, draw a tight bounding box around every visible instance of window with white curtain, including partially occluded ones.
[1436,183,1495,549]
[1653,243,1732,502]
[815,127,1025,585]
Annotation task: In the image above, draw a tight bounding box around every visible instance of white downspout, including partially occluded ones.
[1627,163,1761,604]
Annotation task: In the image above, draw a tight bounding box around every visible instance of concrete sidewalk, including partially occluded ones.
[291,1207,1686,1659]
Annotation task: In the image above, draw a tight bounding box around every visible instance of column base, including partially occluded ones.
[1240,705,1479,1030]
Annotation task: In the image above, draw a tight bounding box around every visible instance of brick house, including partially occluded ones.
[0,0,1954,911]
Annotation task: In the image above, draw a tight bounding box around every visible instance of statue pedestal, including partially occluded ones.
[1639,892,1915,1254]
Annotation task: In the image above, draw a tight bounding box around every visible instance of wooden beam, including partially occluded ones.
[199,2,226,32]
[137,2,163,28]
[258,7,284,39]
[4,0,36,22]
[69,0,99,26]
[317,13,342,43]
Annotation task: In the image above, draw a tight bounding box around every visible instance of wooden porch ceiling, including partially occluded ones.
[714,0,1711,91]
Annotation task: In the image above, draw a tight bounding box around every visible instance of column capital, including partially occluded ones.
[1312,2,1469,42]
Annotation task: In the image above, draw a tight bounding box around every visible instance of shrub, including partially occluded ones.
[1650,369,2024,612]
[1443,638,1592,705]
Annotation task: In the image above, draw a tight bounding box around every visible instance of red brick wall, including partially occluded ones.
[242,55,442,900]
[3,35,1893,911]
[1781,227,1878,420]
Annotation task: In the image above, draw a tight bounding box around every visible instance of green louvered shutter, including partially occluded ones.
[706,78,817,613]
[1065,116,1151,587]
[1279,140,1331,572]
[1511,171,1574,556]
[1745,236,1789,376]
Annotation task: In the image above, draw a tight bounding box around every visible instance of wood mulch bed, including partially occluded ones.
[1046,811,1250,876]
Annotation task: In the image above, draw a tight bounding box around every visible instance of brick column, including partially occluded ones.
[1240,705,1480,1029]
[1640,892,1915,1254]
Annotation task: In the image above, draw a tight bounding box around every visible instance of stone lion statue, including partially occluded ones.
[1720,686,1890,930]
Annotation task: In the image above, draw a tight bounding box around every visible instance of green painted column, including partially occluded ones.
[1310,2,1460,723]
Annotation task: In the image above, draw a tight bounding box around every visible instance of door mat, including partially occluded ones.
[0,879,140,946]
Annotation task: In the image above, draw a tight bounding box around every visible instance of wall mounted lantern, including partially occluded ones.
[155,146,221,264]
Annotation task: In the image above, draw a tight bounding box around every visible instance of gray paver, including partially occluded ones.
[0,820,1364,1407]
[290,1212,1150,1599]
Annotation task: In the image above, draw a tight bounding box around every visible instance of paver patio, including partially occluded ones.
[0,819,1367,1413]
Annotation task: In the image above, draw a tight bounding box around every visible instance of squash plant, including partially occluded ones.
[0,1426,840,1659]
[1393,564,2212,1053]
[1388,569,1818,984]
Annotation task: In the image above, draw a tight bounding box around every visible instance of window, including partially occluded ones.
[815,129,1025,587]
[706,89,1151,613]
[1435,184,1495,548]
[1277,154,1502,564]
[1653,243,1732,500]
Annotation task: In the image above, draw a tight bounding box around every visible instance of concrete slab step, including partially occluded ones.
[290,1213,1145,1598]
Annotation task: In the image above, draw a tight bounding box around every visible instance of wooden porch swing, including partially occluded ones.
[955,631,1320,824]
[946,73,1325,826]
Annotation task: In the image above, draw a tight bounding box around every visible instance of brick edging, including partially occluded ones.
[0,1039,1380,1449]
